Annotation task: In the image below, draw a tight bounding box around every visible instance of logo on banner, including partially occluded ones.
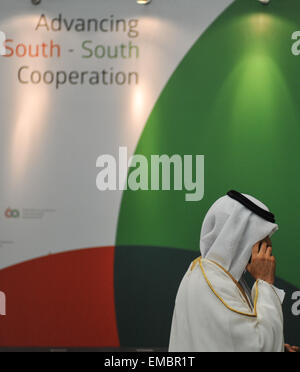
[5,208,20,218]
[0,292,6,316]
[0,31,6,56]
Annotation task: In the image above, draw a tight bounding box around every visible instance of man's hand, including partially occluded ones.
[285,344,300,353]
[247,241,276,285]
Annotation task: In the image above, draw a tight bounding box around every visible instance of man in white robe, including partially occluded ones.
[169,191,296,352]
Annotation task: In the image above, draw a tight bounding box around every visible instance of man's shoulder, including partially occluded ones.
[194,258,256,317]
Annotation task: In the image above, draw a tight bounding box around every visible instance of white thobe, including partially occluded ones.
[169,257,284,352]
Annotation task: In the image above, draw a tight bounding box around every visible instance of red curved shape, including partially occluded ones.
[0,247,120,347]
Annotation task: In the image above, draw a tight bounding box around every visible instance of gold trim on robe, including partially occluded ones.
[191,257,258,318]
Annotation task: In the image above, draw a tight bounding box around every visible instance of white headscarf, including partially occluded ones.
[200,193,278,281]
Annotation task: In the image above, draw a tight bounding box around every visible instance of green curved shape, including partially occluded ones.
[116,0,300,287]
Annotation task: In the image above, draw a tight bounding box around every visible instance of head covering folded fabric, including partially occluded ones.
[200,193,278,281]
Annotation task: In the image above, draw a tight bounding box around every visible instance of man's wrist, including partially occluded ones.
[255,277,274,285]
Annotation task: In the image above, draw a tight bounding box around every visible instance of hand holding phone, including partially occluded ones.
[247,240,276,285]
